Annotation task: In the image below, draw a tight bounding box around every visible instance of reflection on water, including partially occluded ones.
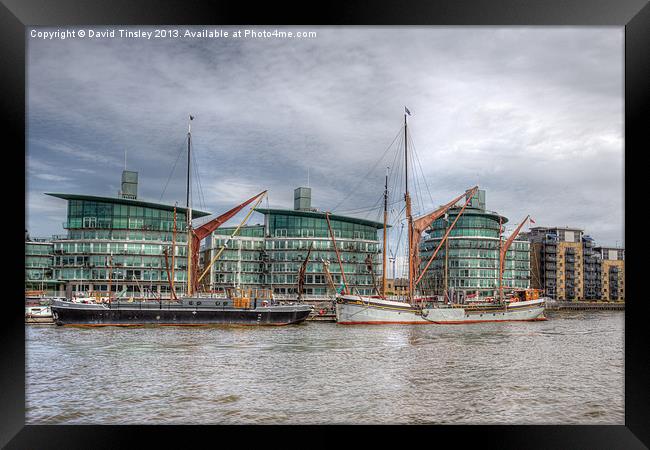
[26,310,624,424]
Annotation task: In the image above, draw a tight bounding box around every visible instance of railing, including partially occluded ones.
[273,294,334,301]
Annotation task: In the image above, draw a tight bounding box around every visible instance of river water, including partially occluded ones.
[25,310,624,424]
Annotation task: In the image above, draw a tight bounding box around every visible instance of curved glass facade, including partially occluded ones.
[419,207,530,299]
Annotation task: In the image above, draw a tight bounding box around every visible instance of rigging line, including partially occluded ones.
[159,136,191,202]
[388,134,402,206]
[411,134,434,212]
[409,133,422,217]
[331,124,403,212]
[410,145,424,216]
[337,198,402,215]
[411,134,428,218]
[190,139,207,213]
[388,203,406,229]
[388,131,404,218]
[335,193,388,215]
[364,193,386,220]
[357,193,383,221]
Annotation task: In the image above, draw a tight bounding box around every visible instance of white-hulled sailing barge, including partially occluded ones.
[335,110,547,324]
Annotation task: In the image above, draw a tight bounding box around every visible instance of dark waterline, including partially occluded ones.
[26,310,624,424]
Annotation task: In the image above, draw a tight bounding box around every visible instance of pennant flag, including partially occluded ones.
[189,115,194,120]
[405,106,411,116]
[530,217,536,224]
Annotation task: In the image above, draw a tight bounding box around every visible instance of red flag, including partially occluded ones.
[530,217,536,224]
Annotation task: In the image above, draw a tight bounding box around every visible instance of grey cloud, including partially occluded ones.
[26,26,623,247]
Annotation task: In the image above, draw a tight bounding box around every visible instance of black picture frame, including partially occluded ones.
[2,0,648,448]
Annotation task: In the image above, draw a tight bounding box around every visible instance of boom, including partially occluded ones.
[498,215,530,301]
[187,190,267,294]
[410,186,479,284]
[297,242,314,300]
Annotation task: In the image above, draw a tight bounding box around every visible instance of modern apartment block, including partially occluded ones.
[527,227,623,301]
[595,246,625,301]
[201,187,385,297]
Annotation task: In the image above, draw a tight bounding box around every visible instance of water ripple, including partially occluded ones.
[26,310,624,424]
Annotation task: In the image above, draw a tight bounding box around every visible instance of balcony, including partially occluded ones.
[545,264,556,271]
[544,245,557,253]
[545,254,557,262]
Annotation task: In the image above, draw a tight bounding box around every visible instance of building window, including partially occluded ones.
[83,217,97,228]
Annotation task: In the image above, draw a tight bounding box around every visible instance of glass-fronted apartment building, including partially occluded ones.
[201,187,385,296]
[418,190,531,300]
[42,170,210,297]
[25,238,57,293]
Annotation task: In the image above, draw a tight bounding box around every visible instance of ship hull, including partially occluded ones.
[336,295,546,325]
[51,300,312,326]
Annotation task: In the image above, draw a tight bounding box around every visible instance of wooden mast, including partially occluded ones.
[444,217,448,301]
[404,111,414,303]
[107,254,112,305]
[172,205,177,297]
[382,166,389,297]
[186,115,193,296]
[498,216,503,303]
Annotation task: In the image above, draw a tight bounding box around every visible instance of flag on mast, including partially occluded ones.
[530,217,536,224]
[405,106,411,116]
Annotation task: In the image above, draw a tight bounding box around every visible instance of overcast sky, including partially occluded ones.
[26,26,624,251]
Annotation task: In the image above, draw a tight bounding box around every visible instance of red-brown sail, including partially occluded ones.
[188,190,267,294]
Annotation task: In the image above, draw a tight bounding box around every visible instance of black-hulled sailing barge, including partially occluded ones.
[51,116,312,326]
